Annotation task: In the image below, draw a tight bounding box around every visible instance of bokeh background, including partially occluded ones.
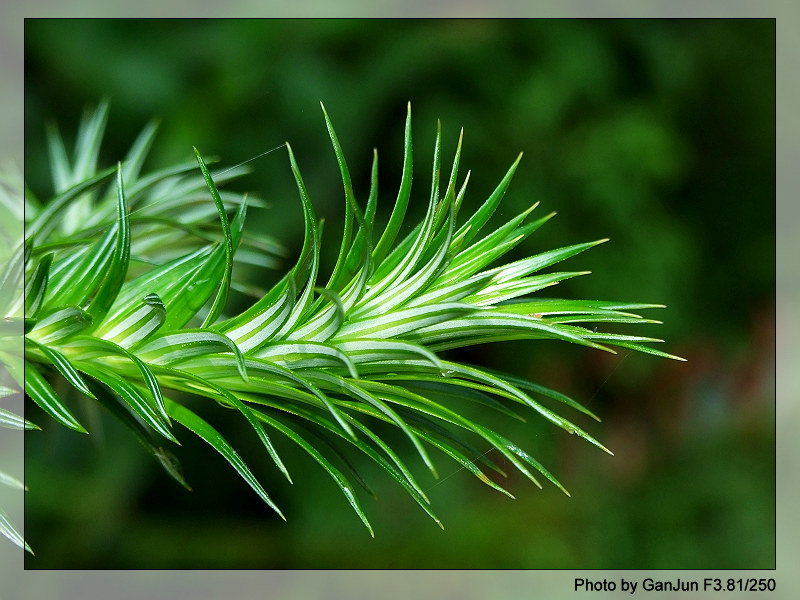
[23,18,775,569]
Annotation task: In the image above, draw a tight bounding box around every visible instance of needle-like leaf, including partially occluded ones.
[193,148,235,328]
[166,399,285,520]
[24,360,87,433]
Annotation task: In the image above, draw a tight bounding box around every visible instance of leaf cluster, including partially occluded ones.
[16,102,681,537]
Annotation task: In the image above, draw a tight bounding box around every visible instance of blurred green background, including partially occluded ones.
[23,18,775,569]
